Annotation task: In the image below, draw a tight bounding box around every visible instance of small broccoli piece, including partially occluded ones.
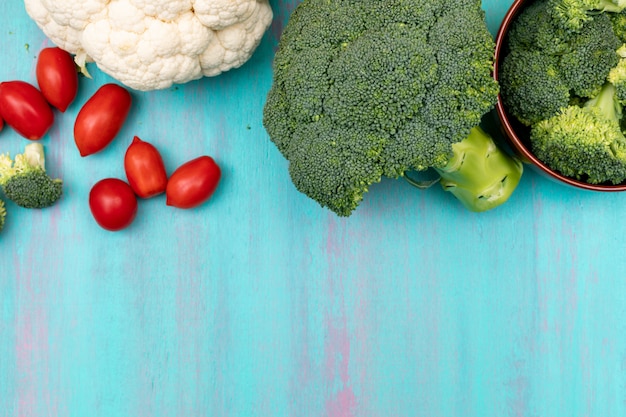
[500,49,571,126]
[263,0,519,216]
[548,0,626,32]
[0,143,63,209]
[434,127,523,212]
[507,0,571,54]
[610,10,626,41]
[607,44,626,103]
[608,59,626,103]
[0,198,5,232]
[558,13,621,97]
[530,82,626,184]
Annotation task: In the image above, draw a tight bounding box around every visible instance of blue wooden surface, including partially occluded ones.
[3,1,626,416]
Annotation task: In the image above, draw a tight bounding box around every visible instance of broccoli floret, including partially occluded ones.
[530,82,626,184]
[0,143,63,209]
[263,0,521,216]
[558,13,621,97]
[548,0,626,32]
[0,198,5,232]
[500,49,571,125]
[608,59,626,103]
[287,119,386,216]
[608,44,626,103]
[507,0,571,54]
[610,10,626,41]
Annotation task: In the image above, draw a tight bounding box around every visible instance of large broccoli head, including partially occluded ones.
[263,0,500,216]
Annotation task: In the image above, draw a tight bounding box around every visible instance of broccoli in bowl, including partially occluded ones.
[497,0,626,187]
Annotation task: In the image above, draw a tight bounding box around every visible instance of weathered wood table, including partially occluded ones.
[2,1,624,416]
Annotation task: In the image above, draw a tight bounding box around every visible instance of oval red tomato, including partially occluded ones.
[89,178,138,231]
[0,81,54,140]
[74,83,131,156]
[36,47,78,112]
[166,156,221,209]
[124,136,168,198]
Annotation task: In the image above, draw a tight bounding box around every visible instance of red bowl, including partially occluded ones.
[493,0,626,191]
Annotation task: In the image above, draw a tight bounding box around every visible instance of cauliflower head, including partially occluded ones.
[24,0,273,91]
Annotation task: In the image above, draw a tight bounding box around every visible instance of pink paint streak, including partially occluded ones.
[13,262,57,417]
[324,317,356,417]
[293,277,312,386]
[327,388,357,417]
[505,359,530,417]
[324,216,356,417]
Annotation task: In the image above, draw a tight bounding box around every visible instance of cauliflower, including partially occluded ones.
[24,0,273,91]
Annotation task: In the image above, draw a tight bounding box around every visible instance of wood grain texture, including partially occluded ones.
[2,1,626,416]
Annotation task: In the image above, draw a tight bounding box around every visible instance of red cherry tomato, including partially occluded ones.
[74,83,131,156]
[124,136,168,198]
[36,47,78,112]
[166,156,221,209]
[0,115,3,132]
[0,81,54,140]
[89,178,138,231]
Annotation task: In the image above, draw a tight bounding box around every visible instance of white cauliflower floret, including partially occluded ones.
[23,0,273,91]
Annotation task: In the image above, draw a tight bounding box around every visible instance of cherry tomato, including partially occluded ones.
[89,178,138,231]
[124,136,168,198]
[166,156,221,209]
[36,47,78,112]
[0,81,54,140]
[0,115,3,132]
[74,83,131,156]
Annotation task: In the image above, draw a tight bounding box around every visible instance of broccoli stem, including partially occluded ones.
[433,127,523,212]
[585,82,622,123]
[24,143,46,171]
[0,198,5,232]
[601,0,626,13]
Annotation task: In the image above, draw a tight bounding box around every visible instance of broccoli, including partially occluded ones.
[610,9,626,41]
[498,0,626,185]
[548,0,626,32]
[0,198,5,232]
[263,0,522,216]
[507,0,570,54]
[0,143,63,209]
[559,13,622,97]
[500,4,621,126]
[608,44,626,103]
[500,49,571,126]
[530,82,626,184]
